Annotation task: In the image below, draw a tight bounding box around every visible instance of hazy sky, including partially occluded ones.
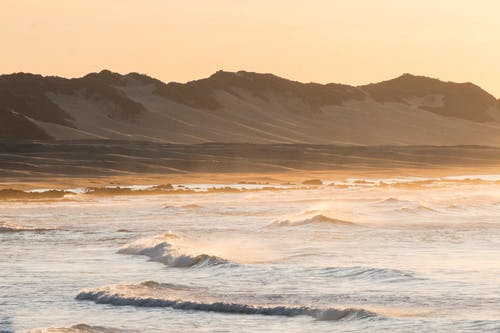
[2,0,500,96]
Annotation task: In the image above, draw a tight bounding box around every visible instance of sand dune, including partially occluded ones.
[1,70,500,145]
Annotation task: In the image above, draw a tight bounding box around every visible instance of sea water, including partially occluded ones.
[1,177,500,332]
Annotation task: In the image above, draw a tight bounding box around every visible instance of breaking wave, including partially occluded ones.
[378,197,415,205]
[76,281,377,321]
[182,204,204,209]
[162,204,204,211]
[381,197,404,203]
[316,266,419,282]
[0,221,55,233]
[269,214,356,227]
[397,205,436,214]
[117,232,228,268]
[25,323,127,333]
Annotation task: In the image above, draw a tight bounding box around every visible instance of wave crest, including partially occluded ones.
[318,266,419,282]
[117,233,228,268]
[0,221,55,233]
[25,323,126,333]
[397,205,436,214]
[76,282,376,321]
[269,214,355,227]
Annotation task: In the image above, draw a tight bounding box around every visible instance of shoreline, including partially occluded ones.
[2,141,500,191]
[2,166,500,191]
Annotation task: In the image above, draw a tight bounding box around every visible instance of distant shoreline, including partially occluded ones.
[1,140,500,190]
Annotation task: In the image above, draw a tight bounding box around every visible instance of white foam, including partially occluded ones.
[76,281,376,321]
[117,233,228,267]
[25,323,126,333]
[0,221,55,233]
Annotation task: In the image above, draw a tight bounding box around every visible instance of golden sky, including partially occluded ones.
[2,0,500,97]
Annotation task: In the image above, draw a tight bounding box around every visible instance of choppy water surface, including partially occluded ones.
[1,177,500,332]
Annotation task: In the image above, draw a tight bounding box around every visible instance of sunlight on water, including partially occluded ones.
[1,175,500,332]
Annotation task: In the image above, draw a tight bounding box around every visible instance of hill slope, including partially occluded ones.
[1,70,499,145]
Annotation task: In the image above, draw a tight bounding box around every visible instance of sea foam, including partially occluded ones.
[117,232,228,268]
[0,221,55,233]
[76,281,376,321]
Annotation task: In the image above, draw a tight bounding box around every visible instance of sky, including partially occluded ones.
[2,0,500,97]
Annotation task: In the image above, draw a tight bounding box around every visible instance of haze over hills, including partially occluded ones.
[1,70,500,145]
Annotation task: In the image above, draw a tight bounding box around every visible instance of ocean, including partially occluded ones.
[1,176,500,332]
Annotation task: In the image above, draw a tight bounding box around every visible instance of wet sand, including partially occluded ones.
[1,140,500,190]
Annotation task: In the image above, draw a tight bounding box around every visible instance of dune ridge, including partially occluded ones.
[1,70,500,145]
